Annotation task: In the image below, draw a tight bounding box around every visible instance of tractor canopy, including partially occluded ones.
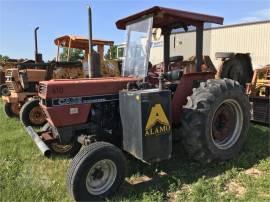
[116,6,223,73]
[116,6,223,30]
[54,35,114,62]
[54,35,114,50]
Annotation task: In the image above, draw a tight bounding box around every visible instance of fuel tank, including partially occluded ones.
[120,89,172,163]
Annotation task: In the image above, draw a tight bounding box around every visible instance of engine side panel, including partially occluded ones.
[41,103,91,127]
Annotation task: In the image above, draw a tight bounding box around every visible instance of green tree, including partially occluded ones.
[0,54,9,62]
[104,45,118,59]
[60,48,84,62]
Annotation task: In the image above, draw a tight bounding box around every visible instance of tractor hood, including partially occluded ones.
[38,77,140,127]
[38,77,140,99]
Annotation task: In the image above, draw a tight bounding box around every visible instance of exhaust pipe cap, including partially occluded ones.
[44,150,51,158]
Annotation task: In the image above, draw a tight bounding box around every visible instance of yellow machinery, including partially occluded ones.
[246,65,270,125]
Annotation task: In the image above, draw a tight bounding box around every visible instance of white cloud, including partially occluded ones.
[254,8,270,19]
[238,16,261,22]
[230,8,270,24]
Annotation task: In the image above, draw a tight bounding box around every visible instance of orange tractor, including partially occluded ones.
[24,6,250,201]
[54,35,121,77]
[2,28,117,127]
[0,58,36,96]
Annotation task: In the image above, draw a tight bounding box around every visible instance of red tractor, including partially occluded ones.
[25,6,250,200]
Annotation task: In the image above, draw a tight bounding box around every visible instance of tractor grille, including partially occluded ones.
[5,70,14,82]
[5,70,12,77]
[6,82,14,91]
[251,98,269,124]
[39,83,47,96]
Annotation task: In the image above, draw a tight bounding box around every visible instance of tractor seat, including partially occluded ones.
[170,55,184,63]
[215,52,235,59]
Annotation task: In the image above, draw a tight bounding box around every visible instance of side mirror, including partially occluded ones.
[152,28,162,41]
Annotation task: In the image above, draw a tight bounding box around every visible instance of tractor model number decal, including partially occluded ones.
[52,87,64,94]
[145,104,171,136]
[50,94,118,106]
[58,97,82,105]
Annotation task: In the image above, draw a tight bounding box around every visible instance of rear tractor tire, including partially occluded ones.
[67,142,126,201]
[180,79,250,163]
[220,54,253,86]
[20,99,46,127]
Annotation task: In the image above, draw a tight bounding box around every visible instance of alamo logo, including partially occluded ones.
[145,104,170,136]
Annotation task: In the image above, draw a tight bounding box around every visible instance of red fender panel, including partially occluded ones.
[172,72,215,124]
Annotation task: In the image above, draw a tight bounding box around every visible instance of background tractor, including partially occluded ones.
[24,6,251,201]
[2,27,117,127]
[0,58,35,96]
[246,65,270,125]
[54,35,121,77]
[215,52,254,87]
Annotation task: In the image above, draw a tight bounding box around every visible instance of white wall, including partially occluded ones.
[209,21,270,67]
[149,21,270,67]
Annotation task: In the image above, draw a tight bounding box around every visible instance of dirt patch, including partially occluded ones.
[167,185,191,201]
[158,171,168,176]
[225,181,246,198]
[167,191,180,202]
[129,175,152,185]
[245,168,262,178]
[258,191,270,198]
[128,171,168,185]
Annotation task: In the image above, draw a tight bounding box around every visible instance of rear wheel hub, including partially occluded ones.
[211,99,243,150]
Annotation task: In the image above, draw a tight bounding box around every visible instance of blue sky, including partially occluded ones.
[0,0,269,60]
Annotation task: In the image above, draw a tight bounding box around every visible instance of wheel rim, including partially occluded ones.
[50,143,73,153]
[85,159,117,196]
[29,106,45,125]
[211,99,243,150]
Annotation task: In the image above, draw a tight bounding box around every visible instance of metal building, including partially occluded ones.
[149,20,270,68]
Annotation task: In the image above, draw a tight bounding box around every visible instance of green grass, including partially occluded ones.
[0,100,269,201]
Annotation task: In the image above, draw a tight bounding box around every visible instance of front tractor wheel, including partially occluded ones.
[0,84,10,96]
[20,99,46,127]
[67,142,126,201]
[181,79,250,163]
[3,102,20,118]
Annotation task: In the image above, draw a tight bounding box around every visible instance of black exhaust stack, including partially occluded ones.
[88,6,101,78]
[88,6,93,77]
[34,27,43,63]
